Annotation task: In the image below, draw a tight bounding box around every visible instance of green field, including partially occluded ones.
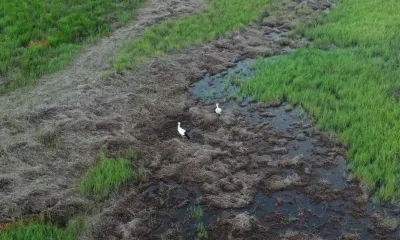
[0,0,143,93]
[241,0,400,201]
[115,0,272,71]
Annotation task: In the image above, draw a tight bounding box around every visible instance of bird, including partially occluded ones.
[177,122,190,142]
[215,103,222,115]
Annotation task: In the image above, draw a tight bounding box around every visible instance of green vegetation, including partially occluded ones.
[222,80,230,92]
[0,219,83,240]
[195,222,208,239]
[0,0,143,92]
[285,104,294,112]
[188,205,204,220]
[187,205,208,239]
[121,147,140,161]
[281,214,298,224]
[228,72,242,87]
[210,88,216,96]
[115,0,272,71]
[79,152,145,199]
[241,0,400,201]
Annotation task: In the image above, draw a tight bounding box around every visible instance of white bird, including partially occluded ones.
[177,122,190,142]
[215,103,222,115]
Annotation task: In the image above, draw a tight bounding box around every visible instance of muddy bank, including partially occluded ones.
[186,60,400,239]
[92,58,400,239]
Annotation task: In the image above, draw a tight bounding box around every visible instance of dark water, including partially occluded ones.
[147,59,400,239]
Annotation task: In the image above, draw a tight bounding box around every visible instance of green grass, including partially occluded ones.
[188,205,204,220]
[78,152,144,199]
[0,219,83,240]
[115,0,272,71]
[195,222,208,239]
[241,0,400,201]
[187,205,208,239]
[0,0,143,92]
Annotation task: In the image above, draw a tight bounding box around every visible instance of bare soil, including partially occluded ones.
[1,0,399,239]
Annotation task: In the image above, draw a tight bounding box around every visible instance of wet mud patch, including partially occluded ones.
[142,181,220,239]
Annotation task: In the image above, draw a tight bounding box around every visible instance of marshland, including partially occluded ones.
[1,0,400,239]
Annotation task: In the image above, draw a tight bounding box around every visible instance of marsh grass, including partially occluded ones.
[121,148,147,183]
[195,222,208,239]
[281,214,298,224]
[120,148,140,162]
[187,205,208,239]
[0,0,144,92]
[188,205,204,220]
[0,218,84,240]
[115,0,273,71]
[78,152,144,199]
[136,166,147,184]
[285,104,294,112]
[222,81,230,92]
[242,0,400,201]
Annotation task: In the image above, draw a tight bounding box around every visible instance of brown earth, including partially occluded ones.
[1,0,399,239]
[0,0,205,219]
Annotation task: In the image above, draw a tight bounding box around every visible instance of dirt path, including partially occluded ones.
[0,0,205,111]
[0,0,204,219]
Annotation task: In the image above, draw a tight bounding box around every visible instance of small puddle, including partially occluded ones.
[148,59,400,238]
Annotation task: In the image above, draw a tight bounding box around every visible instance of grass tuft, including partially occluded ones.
[121,148,140,162]
[196,222,209,239]
[78,152,139,199]
[188,205,204,220]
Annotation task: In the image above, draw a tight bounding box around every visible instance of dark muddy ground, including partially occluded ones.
[100,60,400,240]
[73,0,400,239]
[1,0,399,239]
